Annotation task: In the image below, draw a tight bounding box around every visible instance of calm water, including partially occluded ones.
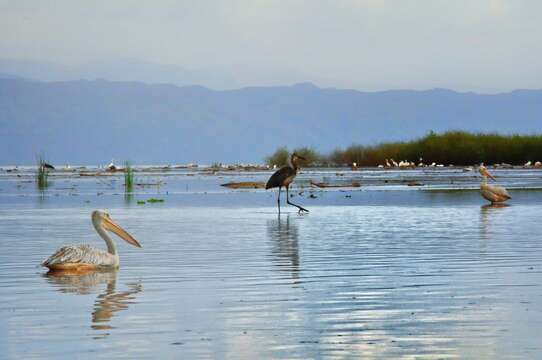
[1,168,542,359]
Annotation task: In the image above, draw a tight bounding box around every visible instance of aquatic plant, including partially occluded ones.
[146,198,164,203]
[36,155,49,190]
[124,161,134,192]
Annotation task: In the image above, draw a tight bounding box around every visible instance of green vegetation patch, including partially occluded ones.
[266,131,542,167]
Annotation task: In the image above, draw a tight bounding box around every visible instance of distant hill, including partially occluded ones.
[1,78,541,164]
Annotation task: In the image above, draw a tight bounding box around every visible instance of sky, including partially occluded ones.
[1,0,541,92]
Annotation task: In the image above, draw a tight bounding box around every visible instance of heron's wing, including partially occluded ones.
[266,166,295,189]
[42,245,113,267]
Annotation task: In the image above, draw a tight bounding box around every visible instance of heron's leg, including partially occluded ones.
[277,186,281,214]
[286,186,309,213]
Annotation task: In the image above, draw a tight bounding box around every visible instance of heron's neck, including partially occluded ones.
[482,176,488,185]
[92,218,117,255]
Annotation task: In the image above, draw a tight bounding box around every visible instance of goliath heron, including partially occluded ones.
[266,153,309,214]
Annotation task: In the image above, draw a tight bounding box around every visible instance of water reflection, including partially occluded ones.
[266,214,300,280]
[44,270,142,337]
[480,203,510,241]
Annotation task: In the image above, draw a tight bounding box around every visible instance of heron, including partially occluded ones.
[42,210,141,273]
[266,153,309,214]
[479,165,511,204]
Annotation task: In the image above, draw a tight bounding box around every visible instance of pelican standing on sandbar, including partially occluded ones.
[42,210,141,272]
[266,153,309,214]
[479,165,511,204]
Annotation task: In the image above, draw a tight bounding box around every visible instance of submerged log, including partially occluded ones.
[310,180,361,188]
[220,181,266,189]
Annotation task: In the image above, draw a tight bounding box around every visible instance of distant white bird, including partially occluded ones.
[385,159,391,167]
[377,164,384,168]
[479,165,511,204]
[436,164,444,167]
[524,161,532,167]
[391,159,399,167]
[535,161,542,168]
[418,157,425,167]
[429,162,436,167]
[107,159,117,171]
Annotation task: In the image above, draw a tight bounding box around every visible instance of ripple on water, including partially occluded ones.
[0,191,541,359]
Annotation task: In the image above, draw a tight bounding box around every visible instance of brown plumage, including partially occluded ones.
[266,153,309,213]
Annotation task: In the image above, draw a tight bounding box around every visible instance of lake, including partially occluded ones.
[1,166,541,359]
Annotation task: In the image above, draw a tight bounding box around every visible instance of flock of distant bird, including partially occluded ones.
[41,153,534,273]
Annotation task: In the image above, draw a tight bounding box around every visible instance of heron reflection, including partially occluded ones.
[44,270,142,336]
[267,214,300,280]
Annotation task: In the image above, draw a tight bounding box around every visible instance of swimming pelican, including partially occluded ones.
[266,153,309,214]
[42,210,141,272]
[479,165,511,204]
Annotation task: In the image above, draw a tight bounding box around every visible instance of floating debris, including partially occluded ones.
[220,181,265,189]
[310,180,361,188]
[80,172,114,177]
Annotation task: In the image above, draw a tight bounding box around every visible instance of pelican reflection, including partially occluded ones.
[44,270,142,336]
[480,203,510,241]
[267,214,300,280]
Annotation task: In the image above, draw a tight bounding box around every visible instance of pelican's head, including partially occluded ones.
[479,165,496,181]
[91,210,142,248]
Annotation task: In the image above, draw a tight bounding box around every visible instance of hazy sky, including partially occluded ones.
[1,0,541,92]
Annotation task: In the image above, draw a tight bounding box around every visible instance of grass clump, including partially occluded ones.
[124,161,134,191]
[146,198,164,203]
[36,155,49,190]
[137,200,146,205]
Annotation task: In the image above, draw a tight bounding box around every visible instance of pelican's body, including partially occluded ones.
[42,211,141,272]
[479,165,511,204]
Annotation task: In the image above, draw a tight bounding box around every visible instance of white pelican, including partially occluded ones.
[479,165,511,204]
[42,211,141,272]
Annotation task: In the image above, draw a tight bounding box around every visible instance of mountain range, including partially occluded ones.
[1,76,541,165]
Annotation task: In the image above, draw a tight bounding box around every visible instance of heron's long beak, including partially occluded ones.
[482,168,496,181]
[102,217,142,248]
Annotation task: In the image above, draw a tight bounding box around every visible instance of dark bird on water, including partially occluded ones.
[42,162,55,170]
[266,153,309,214]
